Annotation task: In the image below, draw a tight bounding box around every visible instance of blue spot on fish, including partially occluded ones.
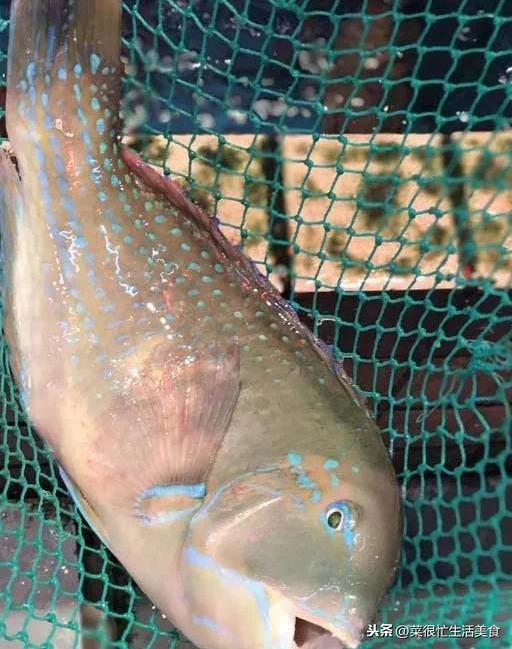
[73,63,83,78]
[296,473,315,490]
[45,27,57,71]
[54,156,65,175]
[96,118,106,134]
[58,68,67,81]
[74,302,87,315]
[330,474,340,488]
[81,130,92,147]
[311,490,322,504]
[26,62,36,84]
[287,453,302,467]
[288,453,322,501]
[90,53,101,75]
[324,459,339,471]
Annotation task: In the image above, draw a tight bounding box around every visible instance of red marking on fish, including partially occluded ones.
[163,287,172,311]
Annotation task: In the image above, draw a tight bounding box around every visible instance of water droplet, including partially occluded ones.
[198,113,215,129]
[350,97,365,108]
[158,109,172,123]
[363,57,380,70]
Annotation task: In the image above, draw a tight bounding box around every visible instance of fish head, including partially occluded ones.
[181,452,401,649]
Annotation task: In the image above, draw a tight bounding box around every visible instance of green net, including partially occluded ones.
[1,1,512,648]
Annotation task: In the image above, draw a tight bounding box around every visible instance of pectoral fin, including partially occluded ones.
[93,342,241,510]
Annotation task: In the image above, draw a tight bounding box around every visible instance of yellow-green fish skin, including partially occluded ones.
[2,2,401,649]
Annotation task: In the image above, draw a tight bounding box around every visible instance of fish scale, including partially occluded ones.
[1,2,401,649]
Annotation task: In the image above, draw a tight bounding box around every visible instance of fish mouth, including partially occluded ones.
[292,615,362,649]
[266,587,365,649]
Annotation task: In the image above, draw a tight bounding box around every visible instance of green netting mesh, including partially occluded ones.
[1,1,512,648]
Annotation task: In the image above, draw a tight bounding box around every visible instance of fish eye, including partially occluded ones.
[326,506,344,530]
[324,501,359,534]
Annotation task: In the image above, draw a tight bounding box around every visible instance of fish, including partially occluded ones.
[0,1,401,648]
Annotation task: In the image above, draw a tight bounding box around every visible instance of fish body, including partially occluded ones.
[1,2,401,648]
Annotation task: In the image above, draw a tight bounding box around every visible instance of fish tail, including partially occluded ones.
[7,0,122,160]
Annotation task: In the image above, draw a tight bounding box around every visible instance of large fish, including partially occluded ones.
[1,1,401,648]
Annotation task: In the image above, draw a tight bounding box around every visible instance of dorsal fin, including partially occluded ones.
[119,146,324,340]
[120,146,283,296]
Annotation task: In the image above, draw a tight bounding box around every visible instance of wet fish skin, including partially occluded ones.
[1,2,401,649]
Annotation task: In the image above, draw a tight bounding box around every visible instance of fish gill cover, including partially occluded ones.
[0,1,511,649]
